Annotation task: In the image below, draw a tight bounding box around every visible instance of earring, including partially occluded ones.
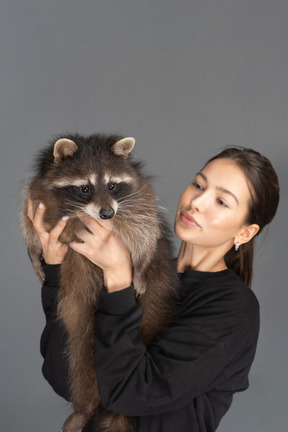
[235,242,240,251]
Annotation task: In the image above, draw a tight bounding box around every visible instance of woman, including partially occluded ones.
[29,147,279,431]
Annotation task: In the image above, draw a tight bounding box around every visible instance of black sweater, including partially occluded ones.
[41,265,259,432]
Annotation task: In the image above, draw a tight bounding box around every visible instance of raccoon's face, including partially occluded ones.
[43,136,150,222]
[51,171,136,221]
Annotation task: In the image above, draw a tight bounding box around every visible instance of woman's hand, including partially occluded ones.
[69,215,132,293]
[27,199,69,265]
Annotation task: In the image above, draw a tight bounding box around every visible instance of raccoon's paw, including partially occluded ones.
[59,426,80,432]
[96,412,137,432]
[60,411,89,432]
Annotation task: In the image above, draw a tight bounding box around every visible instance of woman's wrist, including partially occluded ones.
[103,267,133,293]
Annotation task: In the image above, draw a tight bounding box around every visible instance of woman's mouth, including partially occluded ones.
[180,211,201,228]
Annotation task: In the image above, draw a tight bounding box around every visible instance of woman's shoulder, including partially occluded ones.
[178,269,259,337]
[216,269,259,316]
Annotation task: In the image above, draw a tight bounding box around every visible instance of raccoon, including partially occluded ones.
[21,133,179,432]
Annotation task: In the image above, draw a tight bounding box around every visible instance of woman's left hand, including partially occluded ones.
[69,215,132,292]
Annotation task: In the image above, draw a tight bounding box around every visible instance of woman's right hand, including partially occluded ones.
[27,199,69,265]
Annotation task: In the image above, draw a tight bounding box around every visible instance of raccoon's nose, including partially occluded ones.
[99,206,115,219]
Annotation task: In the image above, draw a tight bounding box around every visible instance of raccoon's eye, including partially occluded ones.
[80,185,91,194]
[108,183,115,191]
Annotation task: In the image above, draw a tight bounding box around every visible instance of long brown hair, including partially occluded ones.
[204,147,280,287]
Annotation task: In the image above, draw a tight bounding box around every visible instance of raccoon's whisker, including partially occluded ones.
[61,201,90,214]
[117,199,156,209]
[63,199,86,207]
[117,205,157,214]
[118,203,157,215]
[118,197,153,204]
[116,213,162,225]
[117,204,159,213]
[116,215,155,223]
[62,208,81,216]
[117,207,160,219]
[117,186,147,203]
[156,205,168,212]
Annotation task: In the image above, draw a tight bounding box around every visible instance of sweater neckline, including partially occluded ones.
[179,268,234,282]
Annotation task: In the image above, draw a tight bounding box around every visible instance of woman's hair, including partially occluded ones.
[204,147,280,287]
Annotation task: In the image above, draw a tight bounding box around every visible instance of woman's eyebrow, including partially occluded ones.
[196,172,239,205]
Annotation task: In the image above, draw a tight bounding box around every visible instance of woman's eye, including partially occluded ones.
[108,183,115,191]
[80,185,91,194]
[192,182,203,190]
[217,198,228,208]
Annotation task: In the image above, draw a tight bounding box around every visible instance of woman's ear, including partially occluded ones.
[235,224,260,247]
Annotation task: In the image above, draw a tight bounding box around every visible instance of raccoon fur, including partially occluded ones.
[21,133,179,432]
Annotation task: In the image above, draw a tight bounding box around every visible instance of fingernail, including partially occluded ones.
[38,202,44,209]
[61,216,69,221]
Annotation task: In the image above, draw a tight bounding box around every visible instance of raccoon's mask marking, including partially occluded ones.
[49,136,136,221]
[52,174,133,189]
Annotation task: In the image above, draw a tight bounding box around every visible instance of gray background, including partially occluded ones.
[0,1,287,431]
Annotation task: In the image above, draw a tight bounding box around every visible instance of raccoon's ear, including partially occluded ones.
[53,138,78,164]
[111,137,135,159]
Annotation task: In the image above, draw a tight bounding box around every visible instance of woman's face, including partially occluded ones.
[174,158,252,250]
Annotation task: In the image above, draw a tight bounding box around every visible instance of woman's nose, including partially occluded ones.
[190,190,209,212]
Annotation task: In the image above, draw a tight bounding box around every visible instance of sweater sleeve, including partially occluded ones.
[40,264,70,401]
[94,286,229,417]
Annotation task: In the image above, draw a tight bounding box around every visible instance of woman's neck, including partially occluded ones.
[177,241,228,273]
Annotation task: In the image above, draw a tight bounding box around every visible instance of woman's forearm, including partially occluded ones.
[40,264,71,401]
